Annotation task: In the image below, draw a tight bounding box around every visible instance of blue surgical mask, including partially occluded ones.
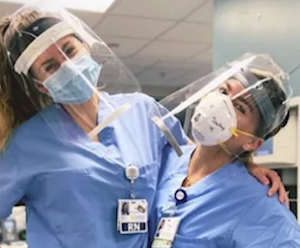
[43,52,101,104]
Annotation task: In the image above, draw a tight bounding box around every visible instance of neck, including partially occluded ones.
[184,145,234,187]
[63,93,99,134]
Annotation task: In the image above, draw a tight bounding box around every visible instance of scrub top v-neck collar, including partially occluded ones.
[171,158,243,202]
[50,92,115,155]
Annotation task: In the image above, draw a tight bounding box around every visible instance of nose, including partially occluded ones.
[56,52,68,65]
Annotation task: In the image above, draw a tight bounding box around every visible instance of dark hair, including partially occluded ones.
[253,76,288,139]
[239,110,289,160]
[239,75,289,161]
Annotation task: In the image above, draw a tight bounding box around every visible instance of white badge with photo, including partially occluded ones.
[152,217,181,248]
[118,199,148,234]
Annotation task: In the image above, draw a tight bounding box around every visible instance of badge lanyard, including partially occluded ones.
[126,165,140,199]
[151,188,187,248]
[117,165,148,234]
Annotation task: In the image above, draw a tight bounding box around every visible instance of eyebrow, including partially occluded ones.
[40,41,72,68]
[239,95,255,113]
[41,58,55,68]
[226,81,255,113]
[62,40,71,51]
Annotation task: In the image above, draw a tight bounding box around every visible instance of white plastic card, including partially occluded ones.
[118,199,148,234]
[151,217,181,248]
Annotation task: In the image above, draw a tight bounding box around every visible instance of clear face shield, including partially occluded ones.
[4,4,140,143]
[150,53,293,157]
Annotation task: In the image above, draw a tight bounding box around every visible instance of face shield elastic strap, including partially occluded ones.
[233,69,275,134]
[7,17,76,75]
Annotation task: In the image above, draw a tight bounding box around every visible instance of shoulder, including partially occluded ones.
[104,92,172,121]
[214,162,284,222]
[229,192,300,247]
[159,145,195,186]
[105,92,166,127]
[227,162,270,198]
[105,92,157,108]
[228,163,298,225]
[2,105,57,155]
[14,106,55,138]
[238,182,297,225]
[224,163,300,246]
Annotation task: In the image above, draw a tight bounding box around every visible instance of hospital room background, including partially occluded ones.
[0,0,300,247]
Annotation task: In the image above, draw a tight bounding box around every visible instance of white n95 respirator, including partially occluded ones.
[191,91,237,146]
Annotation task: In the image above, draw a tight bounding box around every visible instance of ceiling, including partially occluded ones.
[0,0,213,97]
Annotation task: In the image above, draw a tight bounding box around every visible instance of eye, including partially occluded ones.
[234,102,246,115]
[44,62,59,73]
[219,87,228,95]
[64,47,76,58]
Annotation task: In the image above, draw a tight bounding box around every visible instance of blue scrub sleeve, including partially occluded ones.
[0,146,30,219]
[228,198,300,248]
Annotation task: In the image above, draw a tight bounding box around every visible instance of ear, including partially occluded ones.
[242,137,264,152]
[34,81,49,95]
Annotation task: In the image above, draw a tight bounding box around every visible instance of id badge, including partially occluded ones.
[151,217,181,248]
[118,199,148,234]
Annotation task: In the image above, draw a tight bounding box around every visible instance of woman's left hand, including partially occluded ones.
[248,162,289,207]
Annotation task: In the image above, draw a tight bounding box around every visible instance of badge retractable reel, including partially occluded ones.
[117,165,148,234]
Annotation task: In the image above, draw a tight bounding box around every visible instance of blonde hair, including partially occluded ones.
[0,10,58,151]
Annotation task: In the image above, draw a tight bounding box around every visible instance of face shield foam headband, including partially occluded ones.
[6,17,77,76]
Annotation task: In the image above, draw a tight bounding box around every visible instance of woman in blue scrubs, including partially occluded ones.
[150,54,300,248]
[0,5,288,248]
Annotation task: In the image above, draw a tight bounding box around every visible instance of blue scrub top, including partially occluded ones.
[150,146,300,248]
[0,92,188,248]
